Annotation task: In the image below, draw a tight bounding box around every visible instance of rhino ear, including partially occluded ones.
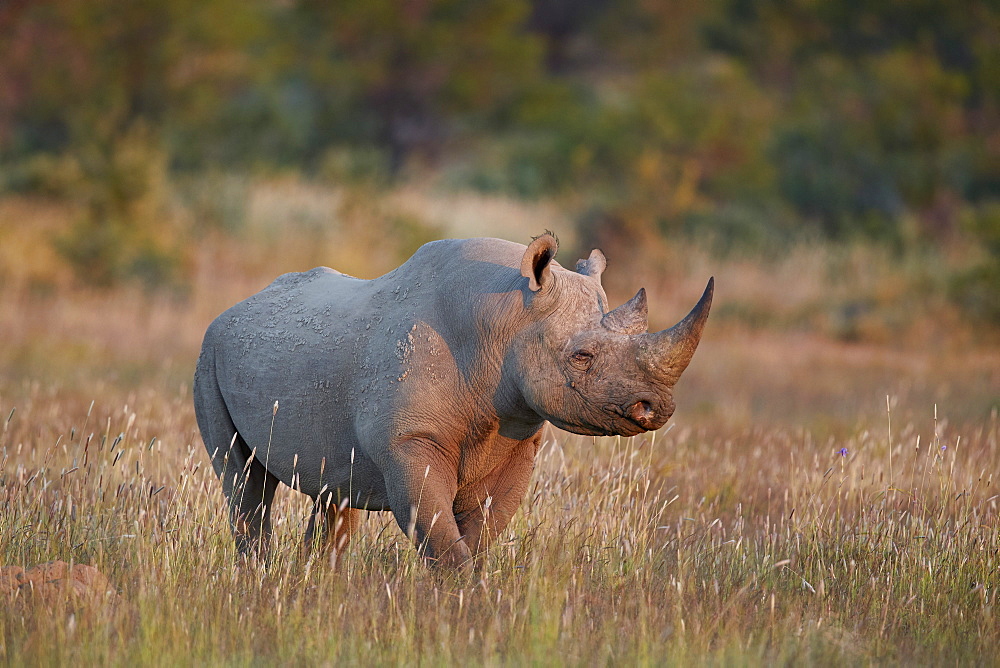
[521,232,558,292]
[575,249,607,282]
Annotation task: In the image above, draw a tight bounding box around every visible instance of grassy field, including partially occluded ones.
[1,188,998,664]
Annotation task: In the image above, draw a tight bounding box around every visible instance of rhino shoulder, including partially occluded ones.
[397,237,527,271]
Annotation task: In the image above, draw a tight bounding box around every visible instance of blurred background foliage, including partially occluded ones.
[0,0,998,325]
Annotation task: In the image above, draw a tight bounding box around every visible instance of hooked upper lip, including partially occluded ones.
[620,399,672,432]
[599,403,652,435]
[627,400,655,426]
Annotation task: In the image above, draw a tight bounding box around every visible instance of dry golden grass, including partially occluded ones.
[1,381,996,664]
[1,188,998,664]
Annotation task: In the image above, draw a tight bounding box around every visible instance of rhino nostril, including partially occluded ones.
[628,401,654,424]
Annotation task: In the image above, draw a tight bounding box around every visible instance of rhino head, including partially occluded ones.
[511,233,713,437]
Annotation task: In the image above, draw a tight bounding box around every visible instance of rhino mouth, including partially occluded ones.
[612,398,672,435]
[545,395,669,437]
[567,402,660,437]
[547,412,644,438]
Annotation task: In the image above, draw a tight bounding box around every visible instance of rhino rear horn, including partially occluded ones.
[602,288,648,334]
[636,278,714,383]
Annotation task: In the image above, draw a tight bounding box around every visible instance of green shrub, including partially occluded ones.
[951,202,1000,323]
[50,126,188,291]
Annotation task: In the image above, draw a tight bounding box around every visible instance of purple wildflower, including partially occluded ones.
[837,448,849,457]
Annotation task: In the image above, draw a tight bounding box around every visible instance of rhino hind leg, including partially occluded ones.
[209,429,280,559]
[304,498,361,568]
[194,357,279,559]
[228,445,280,558]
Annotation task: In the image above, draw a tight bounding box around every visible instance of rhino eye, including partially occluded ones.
[569,350,594,370]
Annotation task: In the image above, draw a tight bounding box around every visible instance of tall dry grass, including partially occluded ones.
[1,387,996,664]
[1,186,998,663]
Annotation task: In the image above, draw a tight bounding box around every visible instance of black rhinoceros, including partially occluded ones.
[194,233,712,568]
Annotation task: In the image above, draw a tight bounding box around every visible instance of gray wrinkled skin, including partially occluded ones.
[194,234,712,568]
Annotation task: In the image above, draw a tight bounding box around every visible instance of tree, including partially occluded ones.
[280,0,544,173]
[0,0,264,286]
[705,0,1000,240]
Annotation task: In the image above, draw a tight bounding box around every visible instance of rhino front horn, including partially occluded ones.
[636,277,714,383]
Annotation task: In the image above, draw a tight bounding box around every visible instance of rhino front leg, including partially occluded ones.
[455,434,541,563]
[384,440,471,569]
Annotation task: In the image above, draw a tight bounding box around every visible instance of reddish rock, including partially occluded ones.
[2,561,116,605]
[1,565,25,593]
[68,564,111,591]
[18,560,72,585]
